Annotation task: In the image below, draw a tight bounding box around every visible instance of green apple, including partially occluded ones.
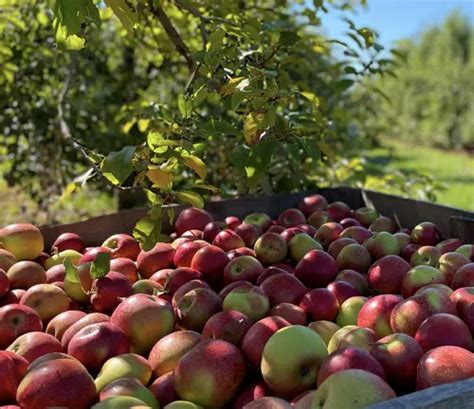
[91,396,149,409]
[261,325,328,396]
[328,325,377,354]
[364,232,399,259]
[45,249,82,270]
[308,321,340,346]
[100,377,158,409]
[295,369,396,409]
[289,234,323,262]
[336,296,368,327]
[164,401,204,409]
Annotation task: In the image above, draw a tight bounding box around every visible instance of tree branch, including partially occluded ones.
[148,0,195,71]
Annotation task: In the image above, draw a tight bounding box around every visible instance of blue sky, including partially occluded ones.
[319,0,474,51]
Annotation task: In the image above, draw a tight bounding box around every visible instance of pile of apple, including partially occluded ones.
[1,194,474,409]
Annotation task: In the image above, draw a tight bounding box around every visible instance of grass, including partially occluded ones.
[367,140,474,211]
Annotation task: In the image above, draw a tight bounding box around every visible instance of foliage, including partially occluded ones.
[355,11,474,151]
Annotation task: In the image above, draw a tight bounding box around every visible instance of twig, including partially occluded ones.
[148,0,195,71]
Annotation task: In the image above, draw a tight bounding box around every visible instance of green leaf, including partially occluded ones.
[207,28,225,53]
[105,0,137,36]
[64,258,80,284]
[178,95,193,119]
[301,91,320,109]
[176,190,204,208]
[90,252,111,280]
[279,31,300,46]
[101,146,136,185]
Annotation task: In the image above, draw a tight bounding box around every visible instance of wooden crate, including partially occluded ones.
[40,187,474,408]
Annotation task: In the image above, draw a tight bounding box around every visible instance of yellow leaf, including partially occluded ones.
[243,112,265,146]
[301,91,320,109]
[317,141,336,161]
[122,119,136,134]
[138,119,150,132]
[220,77,247,97]
[183,154,207,179]
[147,168,173,189]
[176,191,204,208]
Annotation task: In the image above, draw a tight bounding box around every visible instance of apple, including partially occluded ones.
[367,255,411,294]
[241,316,290,368]
[190,245,230,286]
[111,294,175,355]
[137,243,175,279]
[0,268,9,297]
[327,281,360,304]
[174,207,213,236]
[149,372,180,407]
[16,356,96,409]
[357,294,403,339]
[298,194,328,216]
[308,321,340,346]
[369,216,397,233]
[244,397,291,408]
[317,347,386,386]
[227,247,257,260]
[354,207,379,227]
[174,339,246,407]
[437,238,463,254]
[267,225,285,234]
[260,272,307,306]
[172,240,206,268]
[294,249,338,288]
[213,229,245,252]
[19,283,69,323]
[45,249,82,270]
[201,221,223,243]
[415,313,472,352]
[171,279,210,308]
[223,255,264,284]
[164,267,202,294]
[364,232,400,259]
[234,223,261,248]
[328,326,377,354]
[410,245,441,267]
[132,279,163,295]
[51,232,85,253]
[298,224,318,236]
[327,201,351,222]
[45,310,87,341]
[202,310,252,344]
[90,271,134,313]
[61,312,110,348]
[95,353,152,392]
[67,321,130,373]
[390,288,457,336]
[0,249,16,271]
[163,401,204,409]
[79,247,112,264]
[219,280,254,299]
[243,213,273,232]
[288,233,323,262]
[314,223,344,248]
[261,325,327,395]
[296,369,395,409]
[456,244,474,261]
[411,221,442,246]
[393,232,411,250]
[45,264,66,283]
[277,208,306,228]
[0,223,44,261]
[231,380,268,409]
[299,288,338,321]
[400,243,421,262]
[336,296,368,327]
[370,333,423,393]
[336,243,372,274]
[0,290,22,306]
[439,252,470,284]
[101,234,140,260]
[256,266,288,286]
[0,351,28,403]
[7,331,62,363]
[306,211,332,228]
[99,377,158,408]
[401,265,447,298]
[182,230,203,240]
[280,227,305,244]
[451,287,474,316]
[335,269,368,294]
[254,233,288,265]
[225,216,241,230]
[6,261,46,289]
[340,218,361,229]
[327,237,357,259]
[416,346,474,390]
[270,303,307,325]
[223,285,269,323]
[451,263,474,289]
[176,288,222,331]
[148,330,201,377]
[339,226,372,244]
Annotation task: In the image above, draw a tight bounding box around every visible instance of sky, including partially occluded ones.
[319,0,474,52]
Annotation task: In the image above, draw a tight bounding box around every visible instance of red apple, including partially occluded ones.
[0,268,9,298]
[182,229,203,240]
[280,227,305,243]
[277,208,306,228]
[260,273,307,306]
[439,252,470,284]
[219,281,254,300]
[357,294,403,339]
[132,279,163,295]
[370,333,423,393]
[300,288,338,321]
[164,267,202,294]
[327,238,357,259]
[61,312,110,349]
[213,229,245,251]
[0,350,28,403]
[150,268,174,286]
[327,281,360,304]
[411,221,442,246]
[91,271,134,313]
[51,232,85,253]
[298,224,318,236]
[336,243,372,274]
[437,238,464,254]
[451,287,474,316]
[79,246,112,264]
[0,290,23,306]
[339,226,372,244]
[45,264,66,283]
[110,257,139,284]
[190,245,230,286]
[172,279,210,308]
[137,243,175,279]
[367,255,411,295]
[269,303,307,325]
[416,346,474,390]
[173,240,208,268]
[102,234,140,260]
[295,249,338,288]
[298,194,328,216]
[267,225,285,234]
[6,261,46,289]
[369,216,397,233]
[0,223,44,261]
[234,223,261,248]
[0,249,16,272]
[253,233,288,265]
[256,266,288,286]
[241,316,290,368]
[149,372,179,407]
[225,216,241,230]
[7,331,62,363]
[227,247,257,260]
[202,221,225,243]
[314,223,344,248]
[327,201,351,222]
[400,243,421,262]
[393,232,411,250]
[45,310,87,341]
[175,207,213,236]
[231,380,268,409]
[340,218,361,229]
[224,255,265,284]
[335,270,368,295]
[174,339,246,407]
[176,288,222,331]
[67,322,130,373]
[415,313,472,352]
[243,397,292,408]
[202,310,252,345]
[451,263,474,289]
[306,211,332,228]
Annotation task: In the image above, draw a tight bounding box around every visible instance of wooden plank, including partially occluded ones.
[368,378,474,409]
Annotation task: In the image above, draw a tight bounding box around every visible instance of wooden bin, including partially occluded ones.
[40,187,474,408]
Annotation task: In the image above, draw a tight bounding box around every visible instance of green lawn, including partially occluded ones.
[367,140,474,211]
